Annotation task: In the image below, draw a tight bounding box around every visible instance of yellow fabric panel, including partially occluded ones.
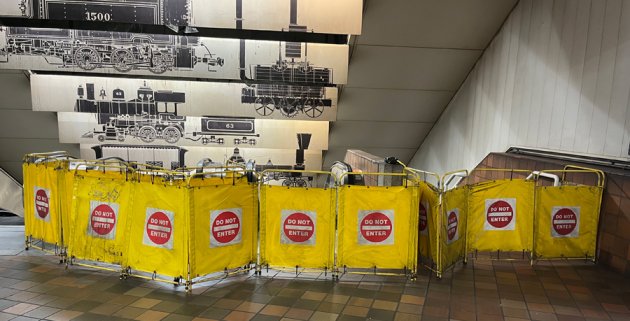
[534,185,602,259]
[23,162,62,245]
[190,182,257,277]
[441,186,468,271]
[338,185,419,269]
[260,186,335,269]
[467,179,535,252]
[58,167,75,245]
[67,171,132,265]
[418,182,439,264]
[124,180,188,278]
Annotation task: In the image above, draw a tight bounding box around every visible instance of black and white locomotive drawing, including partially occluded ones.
[0,27,223,74]
[76,82,258,145]
[8,0,191,26]
[237,0,335,119]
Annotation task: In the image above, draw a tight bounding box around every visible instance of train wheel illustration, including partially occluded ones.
[304,100,325,118]
[254,97,275,116]
[279,98,299,118]
[149,55,169,74]
[117,135,125,142]
[138,126,157,143]
[97,135,106,142]
[162,127,181,143]
[74,47,100,71]
[111,49,134,72]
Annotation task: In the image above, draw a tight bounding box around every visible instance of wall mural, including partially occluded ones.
[58,112,329,150]
[31,74,338,120]
[0,0,362,35]
[79,144,324,171]
[0,27,348,83]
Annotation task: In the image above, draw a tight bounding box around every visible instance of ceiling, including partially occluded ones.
[324,0,518,168]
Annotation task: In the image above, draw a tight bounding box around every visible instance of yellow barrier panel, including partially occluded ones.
[534,185,603,259]
[189,181,257,278]
[440,186,468,271]
[58,165,75,246]
[124,178,189,278]
[67,170,132,264]
[467,179,535,252]
[260,185,335,269]
[23,162,63,245]
[338,185,419,269]
[418,182,439,265]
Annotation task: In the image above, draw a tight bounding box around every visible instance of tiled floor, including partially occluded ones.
[0,251,627,321]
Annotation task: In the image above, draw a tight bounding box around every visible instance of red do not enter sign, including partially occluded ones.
[283,212,315,243]
[551,207,580,238]
[34,188,49,219]
[358,210,394,245]
[484,198,516,231]
[89,202,117,238]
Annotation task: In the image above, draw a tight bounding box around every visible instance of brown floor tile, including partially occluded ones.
[236,302,265,314]
[224,310,255,321]
[397,303,422,315]
[323,294,349,305]
[341,305,368,317]
[284,308,314,320]
[23,306,60,319]
[400,295,424,305]
[153,301,184,313]
[528,303,555,313]
[530,310,559,321]
[309,311,338,321]
[301,292,326,301]
[214,298,244,310]
[347,297,372,308]
[553,305,582,317]
[372,299,398,311]
[260,305,289,317]
[124,287,154,297]
[88,302,125,315]
[113,306,147,319]
[503,307,530,319]
[2,302,38,315]
[394,312,422,321]
[46,309,83,321]
[135,310,170,321]
[602,303,630,314]
[130,298,161,309]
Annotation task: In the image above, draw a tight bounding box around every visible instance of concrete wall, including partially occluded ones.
[0,70,79,182]
[410,0,630,174]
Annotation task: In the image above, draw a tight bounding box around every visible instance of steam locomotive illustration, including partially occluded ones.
[7,0,191,26]
[0,27,223,74]
[237,0,335,119]
[76,82,258,145]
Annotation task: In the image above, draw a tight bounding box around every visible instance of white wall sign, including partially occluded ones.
[31,74,338,121]
[0,27,348,84]
[58,112,329,150]
[0,0,362,35]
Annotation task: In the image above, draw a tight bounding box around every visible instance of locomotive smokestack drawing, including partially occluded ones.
[294,133,311,171]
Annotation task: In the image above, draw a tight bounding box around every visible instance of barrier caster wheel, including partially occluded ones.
[185,286,189,291]
[59,259,63,264]
[25,247,28,251]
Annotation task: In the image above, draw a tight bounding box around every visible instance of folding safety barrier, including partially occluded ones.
[533,166,604,260]
[440,185,468,274]
[337,174,420,272]
[23,160,63,247]
[22,152,605,286]
[124,176,189,280]
[467,178,535,253]
[405,168,441,275]
[67,168,132,265]
[259,170,336,271]
[188,174,258,281]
